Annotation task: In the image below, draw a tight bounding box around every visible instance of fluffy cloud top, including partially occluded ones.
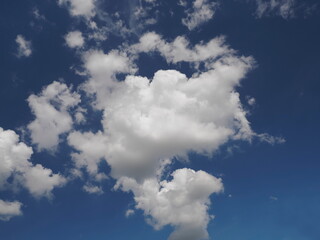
[59,0,96,18]
[65,31,85,48]
[0,128,66,199]
[0,200,22,221]
[15,35,32,58]
[116,168,223,240]
[27,81,80,151]
[181,0,218,30]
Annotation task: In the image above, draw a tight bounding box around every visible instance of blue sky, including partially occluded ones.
[0,0,319,239]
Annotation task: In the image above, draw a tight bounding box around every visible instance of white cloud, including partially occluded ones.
[116,168,223,240]
[65,31,85,48]
[131,32,232,64]
[27,81,80,151]
[70,33,254,180]
[81,50,135,109]
[22,164,66,198]
[102,61,252,180]
[0,200,22,221]
[58,0,96,18]
[74,107,87,124]
[182,0,218,30]
[65,33,281,239]
[68,131,108,176]
[0,128,66,199]
[83,184,103,194]
[15,35,32,58]
[255,0,296,19]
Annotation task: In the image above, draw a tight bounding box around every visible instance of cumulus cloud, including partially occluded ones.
[22,164,66,198]
[15,35,32,58]
[182,0,218,30]
[0,200,22,221]
[0,128,66,199]
[255,0,296,19]
[65,33,279,239]
[71,56,253,179]
[65,31,85,48]
[27,81,80,151]
[116,168,223,240]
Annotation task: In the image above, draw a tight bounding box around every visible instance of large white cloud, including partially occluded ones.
[0,200,22,221]
[116,168,223,240]
[62,32,283,239]
[64,33,255,239]
[0,128,66,200]
[69,33,253,178]
[27,81,80,151]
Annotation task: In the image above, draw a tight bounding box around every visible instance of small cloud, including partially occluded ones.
[182,0,218,30]
[257,133,286,145]
[58,0,96,19]
[0,200,23,221]
[65,31,85,48]
[83,184,103,195]
[247,96,256,106]
[15,35,32,58]
[125,209,135,218]
[269,196,278,201]
[32,7,46,20]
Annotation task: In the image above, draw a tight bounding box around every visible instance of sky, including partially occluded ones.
[0,0,320,239]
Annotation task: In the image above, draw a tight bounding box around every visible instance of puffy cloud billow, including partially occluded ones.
[0,127,66,220]
[27,81,80,151]
[65,33,256,239]
[116,168,223,240]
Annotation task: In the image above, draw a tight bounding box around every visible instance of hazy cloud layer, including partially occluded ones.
[255,0,296,18]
